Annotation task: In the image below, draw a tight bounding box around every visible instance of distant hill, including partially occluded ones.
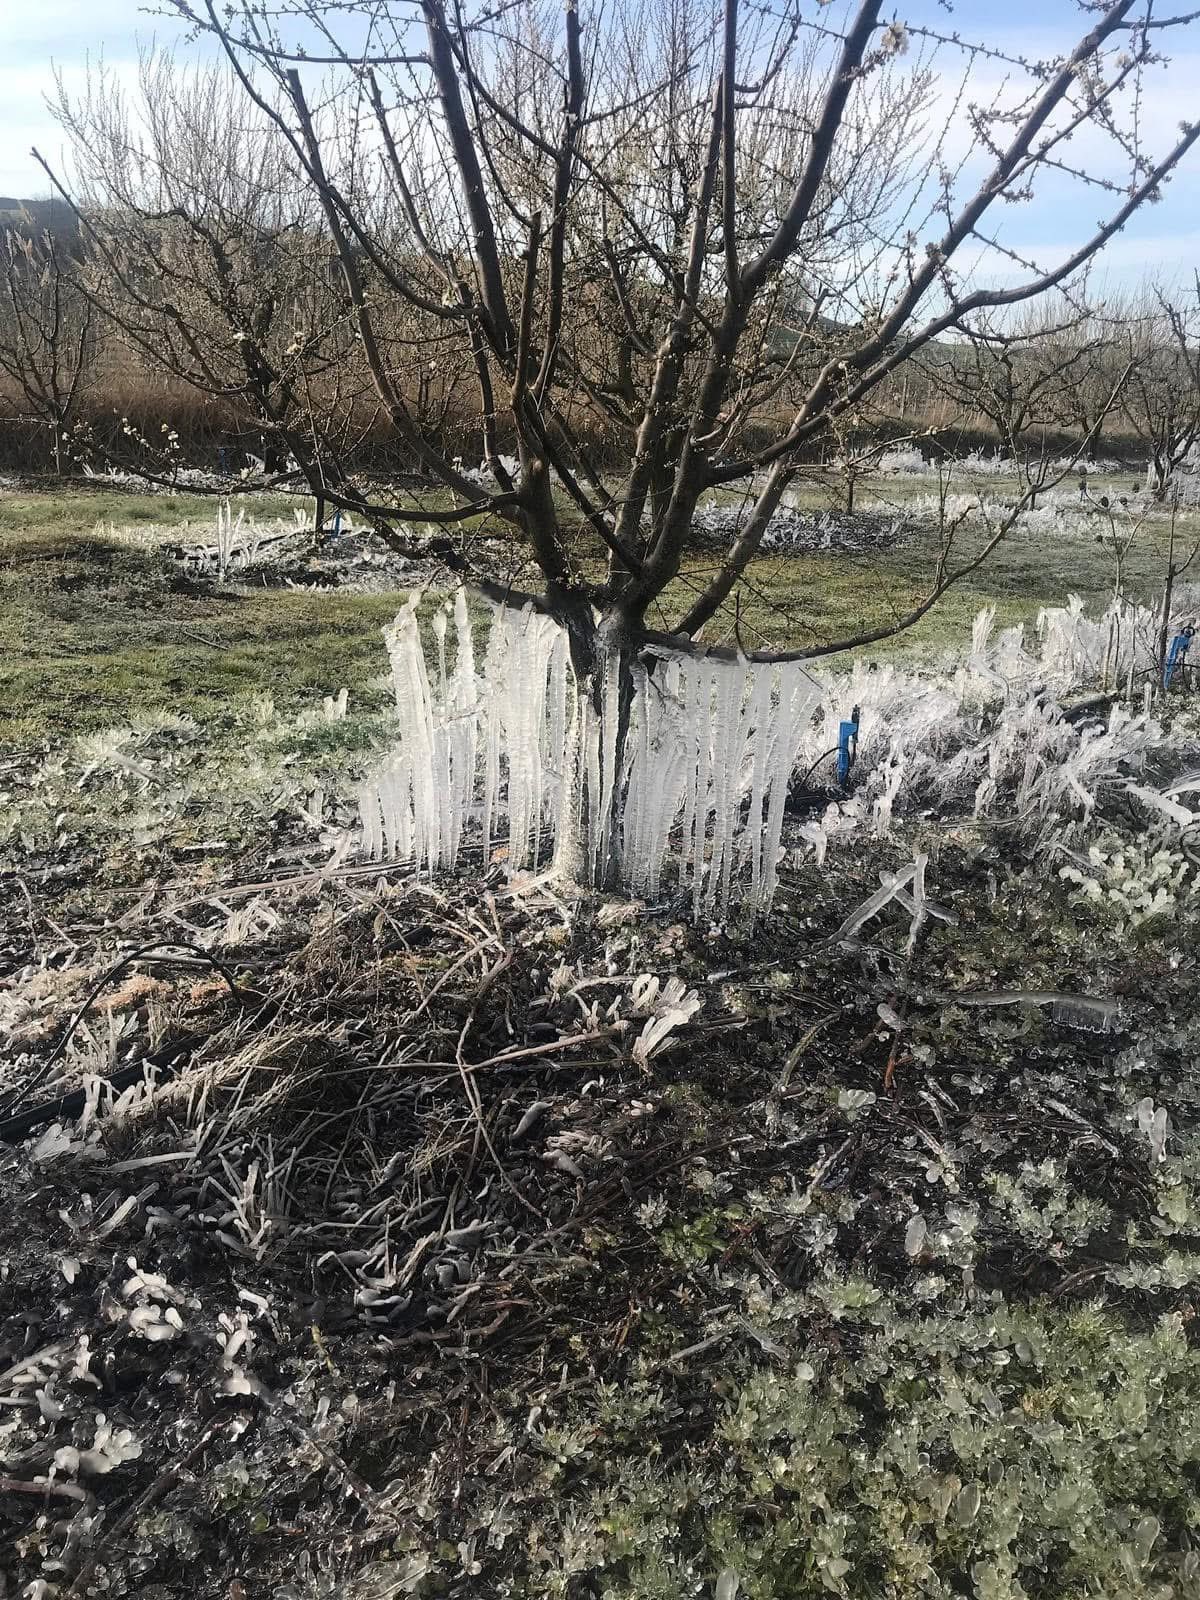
[0,197,82,250]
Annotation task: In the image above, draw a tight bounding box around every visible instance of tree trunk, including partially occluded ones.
[1159,513,1179,683]
[553,609,637,890]
[1149,447,1171,502]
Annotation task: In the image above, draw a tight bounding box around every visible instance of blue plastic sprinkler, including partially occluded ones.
[331,509,342,541]
[836,705,861,788]
[217,446,229,475]
[1163,624,1195,692]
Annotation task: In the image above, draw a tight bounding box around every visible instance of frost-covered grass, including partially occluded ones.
[6,474,1200,750]
[0,694,398,872]
[0,520,436,746]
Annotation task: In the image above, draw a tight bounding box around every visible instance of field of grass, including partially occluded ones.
[2,473,1194,746]
[665,468,1192,659]
[0,483,305,540]
[674,517,1186,662]
[0,526,408,746]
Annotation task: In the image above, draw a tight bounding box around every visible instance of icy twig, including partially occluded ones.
[832,863,916,942]
[934,990,1119,1033]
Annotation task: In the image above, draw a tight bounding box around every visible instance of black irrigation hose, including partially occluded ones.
[793,744,841,792]
[0,942,242,1130]
[0,1034,205,1145]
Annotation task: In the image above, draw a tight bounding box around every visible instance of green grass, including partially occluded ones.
[3,477,1194,746]
[0,483,306,541]
[670,508,1194,663]
[0,521,405,745]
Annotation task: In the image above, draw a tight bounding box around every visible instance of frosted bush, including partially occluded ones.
[785,598,1166,862]
[453,452,520,488]
[791,671,1161,862]
[690,499,885,553]
[874,446,929,475]
[1037,593,1162,691]
[907,490,1096,538]
[1059,838,1198,928]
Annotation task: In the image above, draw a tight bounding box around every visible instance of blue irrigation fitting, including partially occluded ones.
[1164,625,1195,692]
[837,705,861,788]
[217,446,228,475]
[331,509,342,540]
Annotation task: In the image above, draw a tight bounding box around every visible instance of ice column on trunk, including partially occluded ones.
[360,593,821,915]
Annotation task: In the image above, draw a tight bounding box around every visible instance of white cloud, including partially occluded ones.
[0,0,202,196]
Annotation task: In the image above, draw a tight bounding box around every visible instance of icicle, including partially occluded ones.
[905,853,928,954]
[690,661,716,921]
[596,642,623,885]
[359,589,834,914]
[1126,783,1195,828]
[707,661,744,916]
[359,780,382,861]
[743,666,773,904]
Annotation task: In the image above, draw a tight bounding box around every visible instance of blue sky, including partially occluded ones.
[1,0,1196,292]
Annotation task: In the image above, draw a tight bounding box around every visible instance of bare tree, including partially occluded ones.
[0,221,93,474]
[1047,305,1133,462]
[41,55,380,521]
[1082,484,1151,596]
[48,0,1200,880]
[920,300,1119,463]
[1120,279,1200,500]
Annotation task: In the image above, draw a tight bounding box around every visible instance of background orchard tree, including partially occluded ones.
[920,301,1118,463]
[1119,279,1200,501]
[0,220,93,475]
[42,56,377,521]
[67,0,1200,884]
[1046,304,1133,462]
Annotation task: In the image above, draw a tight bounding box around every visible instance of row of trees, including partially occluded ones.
[5,175,1200,502]
[917,292,1200,496]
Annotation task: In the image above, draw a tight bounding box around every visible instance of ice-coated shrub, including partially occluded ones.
[504,1284,1200,1600]
[907,489,1096,538]
[1036,593,1163,691]
[875,445,930,474]
[1059,836,1199,929]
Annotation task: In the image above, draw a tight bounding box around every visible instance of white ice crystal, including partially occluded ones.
[54,1413,143,1478]
[631,976,704,1065]
[357,586,1178,918]
[361,594,820,917]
